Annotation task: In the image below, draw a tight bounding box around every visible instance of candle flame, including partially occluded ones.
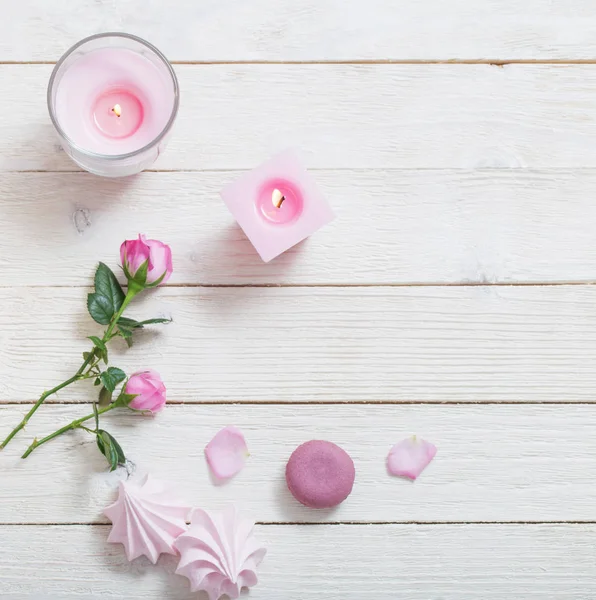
[111,104,122,118]
[272,188,285,209]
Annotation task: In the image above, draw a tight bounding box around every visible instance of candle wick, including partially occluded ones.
[111,104,122,118]
[272,188,285,209]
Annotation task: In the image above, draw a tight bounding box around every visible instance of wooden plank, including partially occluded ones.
[5,64,596,171]
[1,404,596,524]
[2,285,596,403]
[4,1,596,61]
[4,170,596,286]
[1,524,595,598]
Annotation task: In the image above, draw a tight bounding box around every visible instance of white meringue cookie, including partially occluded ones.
[104,474,191,564]
[175,506,266,600]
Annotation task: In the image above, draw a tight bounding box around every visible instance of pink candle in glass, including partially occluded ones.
[220,150,335,262]
[48,33,179,177]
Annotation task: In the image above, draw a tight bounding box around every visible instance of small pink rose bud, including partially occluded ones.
[120,234,173,287]
[125,370,167,413]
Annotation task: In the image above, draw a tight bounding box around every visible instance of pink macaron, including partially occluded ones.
[285,440,355,508]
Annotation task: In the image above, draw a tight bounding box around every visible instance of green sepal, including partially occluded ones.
[115,392,138,407]
[143,270,166,289]
[130,259,149,288]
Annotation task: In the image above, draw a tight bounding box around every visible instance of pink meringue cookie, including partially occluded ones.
[175,506,266,600]
[103,475,191,563]
[205,426,249,480]
[387,436,437,480]
[286,440,355,508]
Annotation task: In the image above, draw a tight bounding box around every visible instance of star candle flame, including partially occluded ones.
[272,188,285,209]
[111,104,122,118]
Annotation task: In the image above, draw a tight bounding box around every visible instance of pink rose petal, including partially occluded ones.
[387,436,437,480]
[205,426,249,480]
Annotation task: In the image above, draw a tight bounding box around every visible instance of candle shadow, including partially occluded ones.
[194,221,306,287]
[7,168,139,241]
[1,122,72,171]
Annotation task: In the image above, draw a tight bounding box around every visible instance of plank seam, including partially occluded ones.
[2,400,596,406]
[15,167,596,173]
[1,521,594,526]
[4,59,596,65]
[2,281,596,290]
[14,166,596,173]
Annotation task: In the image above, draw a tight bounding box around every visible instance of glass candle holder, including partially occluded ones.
[47,32,179,177]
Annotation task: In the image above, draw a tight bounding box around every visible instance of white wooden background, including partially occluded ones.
[2,2,596,598]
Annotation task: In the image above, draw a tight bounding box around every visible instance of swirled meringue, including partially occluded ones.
[175,506,267,600]
[103,475,191,563]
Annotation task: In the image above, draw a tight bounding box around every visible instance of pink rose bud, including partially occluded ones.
[120,234,173,287]
[125,370,167,413]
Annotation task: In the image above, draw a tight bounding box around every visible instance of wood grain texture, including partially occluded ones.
[2,404,596,524]
[2,285,596,403]
[5,0,596,596]
[4,64,596,171]
[5,1,596,61]
[2,524,595,599]
[4,170,596,286]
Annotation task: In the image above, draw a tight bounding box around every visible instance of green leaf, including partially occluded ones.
[99,367,126,393]
[96,432,105,453]
[98,386,113,407]
[117,317,142,328]
[87,264,125,326]
[138,318,172,326]
[88,336,106,351]
[94,378,101,386]
[88,336,108,363]
[119,317,171,328]
[83,351,91,361]
[87,293,114,325]
[94,263,125,314]
[96,430,126,471]
[117,318,138,337]
[111,435,126,465]
[96,431,116,470]
[116,317,171,346]
[118,326,134,348]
